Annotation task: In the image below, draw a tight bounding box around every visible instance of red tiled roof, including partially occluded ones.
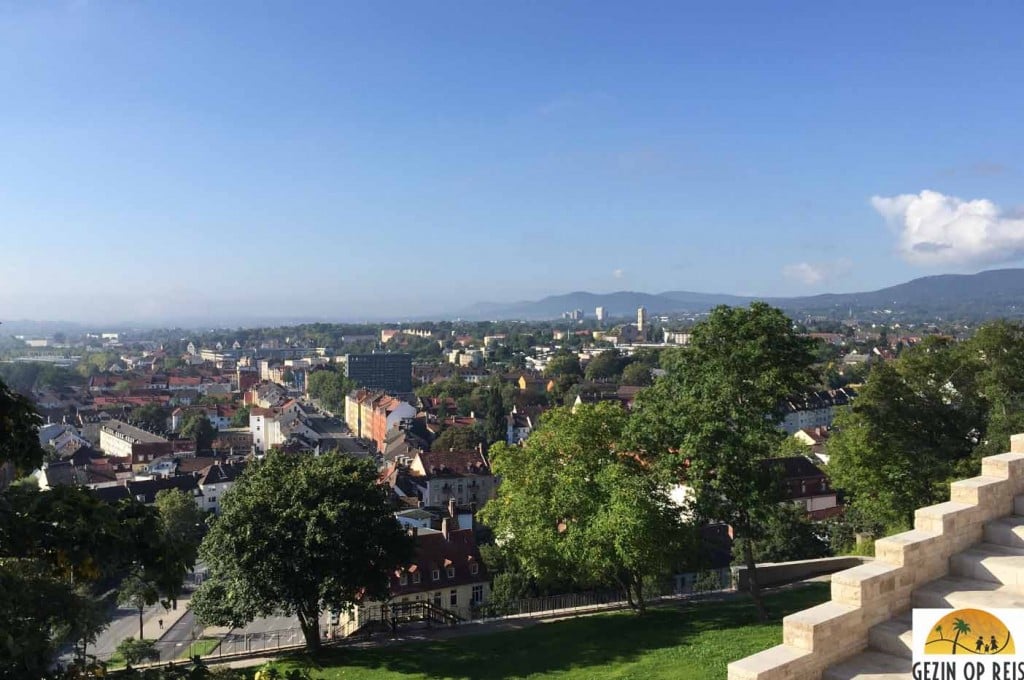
[391,528,488,597]
[415,449,489,477]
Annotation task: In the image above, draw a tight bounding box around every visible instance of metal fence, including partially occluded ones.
[213,628,306,657]
[90,568,737,671]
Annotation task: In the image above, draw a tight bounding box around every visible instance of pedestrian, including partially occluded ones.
[158,619,163,630]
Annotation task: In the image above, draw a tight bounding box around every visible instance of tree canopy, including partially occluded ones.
[584,350,625,382]
[180,414,216,451]
[828,321,1024,533]
[480,403,689,613]
[190,452,412,650]
[431,425,484,453]
[626,303,816,618]
[305,369,356,415]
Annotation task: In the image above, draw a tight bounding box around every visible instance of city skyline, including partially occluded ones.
[2,2,1023,323]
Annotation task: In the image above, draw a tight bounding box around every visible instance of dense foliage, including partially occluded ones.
[190,452,413,650]
[626,303,817,618]
[829,320,1024,534]
[481,403,690,612]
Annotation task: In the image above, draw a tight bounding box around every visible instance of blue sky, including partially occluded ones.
[1,1,1023,323]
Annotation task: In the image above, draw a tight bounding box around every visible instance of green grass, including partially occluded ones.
[179,637,221,660]
[251,584,829,680]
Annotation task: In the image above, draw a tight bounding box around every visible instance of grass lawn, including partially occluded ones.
[252,583,829,680]
[179,637,221,660]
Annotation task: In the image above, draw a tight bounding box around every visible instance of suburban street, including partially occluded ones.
[155,609,200,662]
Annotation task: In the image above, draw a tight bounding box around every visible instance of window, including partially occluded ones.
[413,572,421,584]
[470,563,479,575]
[446,566,455,579]
[472,585,483,604]
[450,590,457,606]
[432,569,440,581]
[399,573,408,586]
[433,592,442,607]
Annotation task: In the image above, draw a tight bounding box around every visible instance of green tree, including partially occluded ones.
[230,405,251,428]
[135,403,170,433]
[732,502,830,564]
[545,353,583,380]
[827,339,981,533]
[118,571,161,640]
[626,303,816,619]
[0,377,44,473]
[481,403,689,613]
[951,618,971,655]
[305,369,356,415]
[620,362,653,387]
[181,414,216,451]
[483,379,508,446]
[431,425,483,453]
[190,453,412,651]
[115,637,160,667]
[584,350,624,382]
[154,489,206,606]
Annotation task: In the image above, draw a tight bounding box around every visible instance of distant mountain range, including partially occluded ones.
[460,269,1024,321]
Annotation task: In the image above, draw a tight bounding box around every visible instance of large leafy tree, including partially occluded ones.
[305,369,356,415]
[1,377,44,474]
[180,414,216,451]
[480,403,689,613]
[118,571,160,640]
[190,452,412,650]
[134,403,170,433]
[584,350,625,382]
[827,324,1024,533]
[154,489,206,606]
[626,303,816,619]
[0,372,194,675]
[431,425,484,453]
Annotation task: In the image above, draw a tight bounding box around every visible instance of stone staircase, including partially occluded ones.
[824,499,1024,679]
[728,438,1024,680]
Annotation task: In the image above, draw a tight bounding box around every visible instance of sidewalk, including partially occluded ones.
[144,593,192,641]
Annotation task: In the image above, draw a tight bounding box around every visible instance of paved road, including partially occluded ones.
[156,610,200,662]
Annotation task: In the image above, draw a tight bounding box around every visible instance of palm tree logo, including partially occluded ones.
[924,609,1014,655]
[951,618,971,655]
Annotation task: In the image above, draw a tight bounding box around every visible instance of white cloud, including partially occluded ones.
[871,189,1024,267]
[782,259,853,286]
[612,268,625,279]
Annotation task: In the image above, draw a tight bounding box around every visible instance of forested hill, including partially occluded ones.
[461,269,1024,320]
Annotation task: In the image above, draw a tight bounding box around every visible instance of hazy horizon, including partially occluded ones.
[3,2,1023,323]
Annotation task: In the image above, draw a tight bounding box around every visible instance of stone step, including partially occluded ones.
[1015,496,1024,516]
[984,515,1024,550]
[911,576,1024,609]
[949,542,1024,589]
[868,613,913,659]
[822,650,911,680]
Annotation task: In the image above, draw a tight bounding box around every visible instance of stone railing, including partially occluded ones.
[728,435,1024,680]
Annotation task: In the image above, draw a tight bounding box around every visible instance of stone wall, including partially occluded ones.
[727,435,1024,680]
[733,556,871,592]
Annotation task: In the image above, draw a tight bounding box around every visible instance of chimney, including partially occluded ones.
[441,517,450,541]
[448,497,456,519]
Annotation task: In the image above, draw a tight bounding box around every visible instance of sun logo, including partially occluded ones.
[924,609,1015,655]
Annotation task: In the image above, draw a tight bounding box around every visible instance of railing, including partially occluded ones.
[215,628,306,657]
[87,569,736,672]
[339,600,462,638]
